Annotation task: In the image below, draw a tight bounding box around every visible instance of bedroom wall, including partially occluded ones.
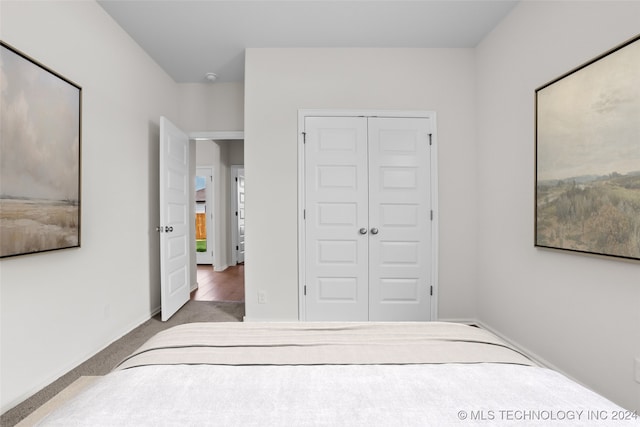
[0,0,178,412]
[178,82,244,132]
[475,1,640,412]
[244,48,478,321]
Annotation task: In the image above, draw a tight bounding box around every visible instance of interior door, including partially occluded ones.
[236,169,246,263]
[367,117,432,321]
[304,117,369,321]
[159,116,190,321]
[303,116,432,321]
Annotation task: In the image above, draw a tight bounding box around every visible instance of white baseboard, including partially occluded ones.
[214,264,229,272]
[242,317,299,322]
[435,317,587,390]
[436,317,477,325]
[1,308,158,414]
[472,319,592,391]
[473,320,554,369]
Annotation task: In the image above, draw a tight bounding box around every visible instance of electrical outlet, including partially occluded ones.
[635,357,640,384]
[258,291,267,304]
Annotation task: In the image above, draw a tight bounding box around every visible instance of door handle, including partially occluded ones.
[370,228,379,235]
[359,228,368,235]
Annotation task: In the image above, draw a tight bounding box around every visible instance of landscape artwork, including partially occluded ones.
[0,42,81,258]
[535,35,640,261]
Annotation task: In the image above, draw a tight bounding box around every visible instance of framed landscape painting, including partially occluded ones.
[0,41,81,258]
[535,34,640,261]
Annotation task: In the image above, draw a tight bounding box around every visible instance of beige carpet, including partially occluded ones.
[1,300,244,427]
[15,377,100,427]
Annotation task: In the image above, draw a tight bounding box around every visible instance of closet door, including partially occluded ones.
[304,117,370,321]
[367,118,432,321]
[303,115,432,321]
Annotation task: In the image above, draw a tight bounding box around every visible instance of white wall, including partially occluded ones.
[229,141,244,166]
[244,48,478,321]
[178,82,244,131]
[0,0,178,412]
[476,1,640,412]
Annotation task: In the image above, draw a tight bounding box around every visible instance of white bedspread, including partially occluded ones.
[35,322,638,426]
[37,364,637,426]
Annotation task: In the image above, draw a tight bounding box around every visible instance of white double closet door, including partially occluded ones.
[303,115,433,321]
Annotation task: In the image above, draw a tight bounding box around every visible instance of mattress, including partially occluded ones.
[36,322,638,426]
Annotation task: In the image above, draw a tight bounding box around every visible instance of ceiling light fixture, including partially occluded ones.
[205,72,217,83]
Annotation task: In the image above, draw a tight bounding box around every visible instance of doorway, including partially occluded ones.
[191,137,245,303]
[159,122,246,320]
[195,167,214,265]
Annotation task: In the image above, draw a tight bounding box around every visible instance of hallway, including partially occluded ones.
[191,264,245,302]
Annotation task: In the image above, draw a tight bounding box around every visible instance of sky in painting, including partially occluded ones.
[0,45,80,201]
[537,39,640,181]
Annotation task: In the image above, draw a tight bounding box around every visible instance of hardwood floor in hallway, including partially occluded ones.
[192,264,245,302]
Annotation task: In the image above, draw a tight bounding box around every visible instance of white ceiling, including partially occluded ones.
[97,0,518,83]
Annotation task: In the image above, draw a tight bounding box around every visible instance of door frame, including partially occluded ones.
[187,132,243,281]
[297,109,439,321]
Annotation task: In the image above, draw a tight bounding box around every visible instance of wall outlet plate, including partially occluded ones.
[258,291,267,304]
[635,357,640,384]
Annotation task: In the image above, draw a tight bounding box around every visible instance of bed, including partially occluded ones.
[36,322,637,426]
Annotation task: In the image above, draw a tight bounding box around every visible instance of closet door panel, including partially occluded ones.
[367,117,432,321]
[304,117,369,321]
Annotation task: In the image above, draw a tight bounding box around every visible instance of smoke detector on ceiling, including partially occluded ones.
[205,72,217,83]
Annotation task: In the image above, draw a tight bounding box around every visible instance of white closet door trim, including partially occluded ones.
[297,110,439,321]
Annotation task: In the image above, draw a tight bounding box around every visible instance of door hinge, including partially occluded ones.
[302,132,307,144]
[303,209,306,220]
[235,177,238,182]
[304,285,307,296]
[430,210,433,221]
[235,211,238,216]
[428,133,433,146]
[430,286,433,296]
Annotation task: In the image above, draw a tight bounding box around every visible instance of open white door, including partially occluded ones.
[159,116,190,321]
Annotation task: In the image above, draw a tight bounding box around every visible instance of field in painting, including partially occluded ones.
[0,198,79,257]
[536,172,640,259]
